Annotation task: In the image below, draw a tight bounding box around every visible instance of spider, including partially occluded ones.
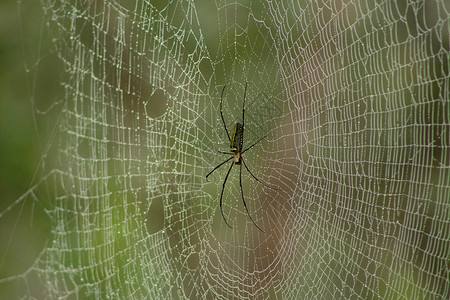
[206,82,278,232]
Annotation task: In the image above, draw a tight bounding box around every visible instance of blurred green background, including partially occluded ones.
[0,0,37,209]
[0,0,55,295]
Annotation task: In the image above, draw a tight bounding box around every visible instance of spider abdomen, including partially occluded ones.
[230,122,244,152]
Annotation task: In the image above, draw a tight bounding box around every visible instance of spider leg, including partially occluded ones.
[218,150,234,155]
[242,158,280,190]
[206,156,233,181]
[242,135,268,154]
[220,161,235,229]
[241,82,248,147]
[242,81,247,130]
[220,85,231,142]
[239,163,265,232]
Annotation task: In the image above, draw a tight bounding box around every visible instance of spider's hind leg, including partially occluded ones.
[239,163,265,233]
[219,161,235,228]
[242,158,280,191]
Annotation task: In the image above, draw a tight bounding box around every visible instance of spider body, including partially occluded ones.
[206,83,278,232]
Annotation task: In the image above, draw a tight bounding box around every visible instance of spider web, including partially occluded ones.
[1,0,449,298]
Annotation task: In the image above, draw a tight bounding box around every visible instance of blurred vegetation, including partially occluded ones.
[0,0,56,297]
